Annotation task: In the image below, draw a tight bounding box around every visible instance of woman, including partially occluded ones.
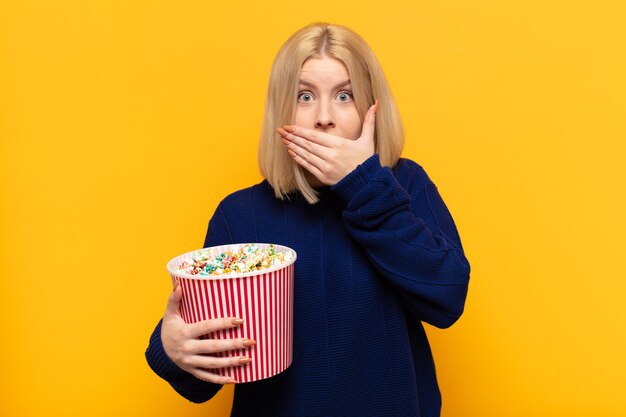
[146,22,470,417]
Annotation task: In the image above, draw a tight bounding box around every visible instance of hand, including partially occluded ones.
[160,284,256,384]
[277,101,378,186]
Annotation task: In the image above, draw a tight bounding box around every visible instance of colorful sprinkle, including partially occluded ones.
[176,244,293,276]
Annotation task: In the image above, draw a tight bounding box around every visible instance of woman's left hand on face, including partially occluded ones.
[277,101,378,186]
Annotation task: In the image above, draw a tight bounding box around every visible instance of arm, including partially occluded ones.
[145,203,241,402]
[276,108,469,328]
[330,154,470,328]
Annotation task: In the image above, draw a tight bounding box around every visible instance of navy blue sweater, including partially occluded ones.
[145,154,470,417]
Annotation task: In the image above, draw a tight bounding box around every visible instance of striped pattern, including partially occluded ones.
[168,245,295,383]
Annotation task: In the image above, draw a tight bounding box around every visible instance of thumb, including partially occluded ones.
[359,100,378,143]
[165,283,183,317]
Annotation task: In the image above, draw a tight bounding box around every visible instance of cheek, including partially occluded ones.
[294,107,314,127]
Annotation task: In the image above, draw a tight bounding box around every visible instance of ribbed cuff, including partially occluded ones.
[330,154,382,202]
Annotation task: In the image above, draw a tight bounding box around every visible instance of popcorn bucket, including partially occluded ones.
[167,243,296,383]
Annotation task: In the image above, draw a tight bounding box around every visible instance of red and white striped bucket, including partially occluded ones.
[167,243,296,383]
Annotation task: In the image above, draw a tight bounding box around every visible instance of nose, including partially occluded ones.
[314,102,335,129]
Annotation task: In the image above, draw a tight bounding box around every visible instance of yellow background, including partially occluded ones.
[1,0,625,416]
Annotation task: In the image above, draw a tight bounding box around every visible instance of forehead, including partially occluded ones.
[300,56,349,84]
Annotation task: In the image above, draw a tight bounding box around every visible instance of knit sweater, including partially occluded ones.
[145,154,470,417]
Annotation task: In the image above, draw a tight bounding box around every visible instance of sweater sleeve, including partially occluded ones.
[330,154,470,329]
[144,203,234,402]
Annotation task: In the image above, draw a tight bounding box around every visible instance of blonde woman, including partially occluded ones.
[146,23,470,417]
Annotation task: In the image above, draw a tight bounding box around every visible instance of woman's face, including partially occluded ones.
[295,56,362,140]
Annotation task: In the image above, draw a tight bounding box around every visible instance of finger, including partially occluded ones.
[287,149,327,183]
[192,367,239,385]
[165,284,183,317]
[286,141,326,174]
[189,354,253,371]
[359,100,378,142]
[280,126,338,147]
[281,134,329,166]
[279,129,330,160]
[190,337,256,354]
[187,317,244,339]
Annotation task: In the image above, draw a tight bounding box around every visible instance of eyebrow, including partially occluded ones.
[298,79,352,90]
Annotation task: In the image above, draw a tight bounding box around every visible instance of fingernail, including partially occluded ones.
[284,125,295,133]
[281,138,289,145]
[227,379,238,384]
[276,127,286,136]
[232,318,244,326]
[242,339,256,347]
[288,149,296,158]
[239,357,252,364]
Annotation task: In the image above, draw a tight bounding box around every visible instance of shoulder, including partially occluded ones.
[217,180,280,219]
[392,157,433,191]
[218,180,272,208]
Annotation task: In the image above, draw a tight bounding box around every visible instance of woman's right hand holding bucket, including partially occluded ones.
[161,284,255,384]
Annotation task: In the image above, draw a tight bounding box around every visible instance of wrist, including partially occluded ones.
[331,154,382,202]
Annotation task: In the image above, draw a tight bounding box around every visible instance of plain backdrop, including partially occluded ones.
[1,0,625,416]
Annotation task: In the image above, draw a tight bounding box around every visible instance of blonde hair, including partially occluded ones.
[258,22,404,204]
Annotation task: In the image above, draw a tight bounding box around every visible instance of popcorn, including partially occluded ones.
[176,244,293,276]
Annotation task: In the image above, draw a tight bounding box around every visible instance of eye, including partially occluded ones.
[298,91,314,102]
[336,91,353,102]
